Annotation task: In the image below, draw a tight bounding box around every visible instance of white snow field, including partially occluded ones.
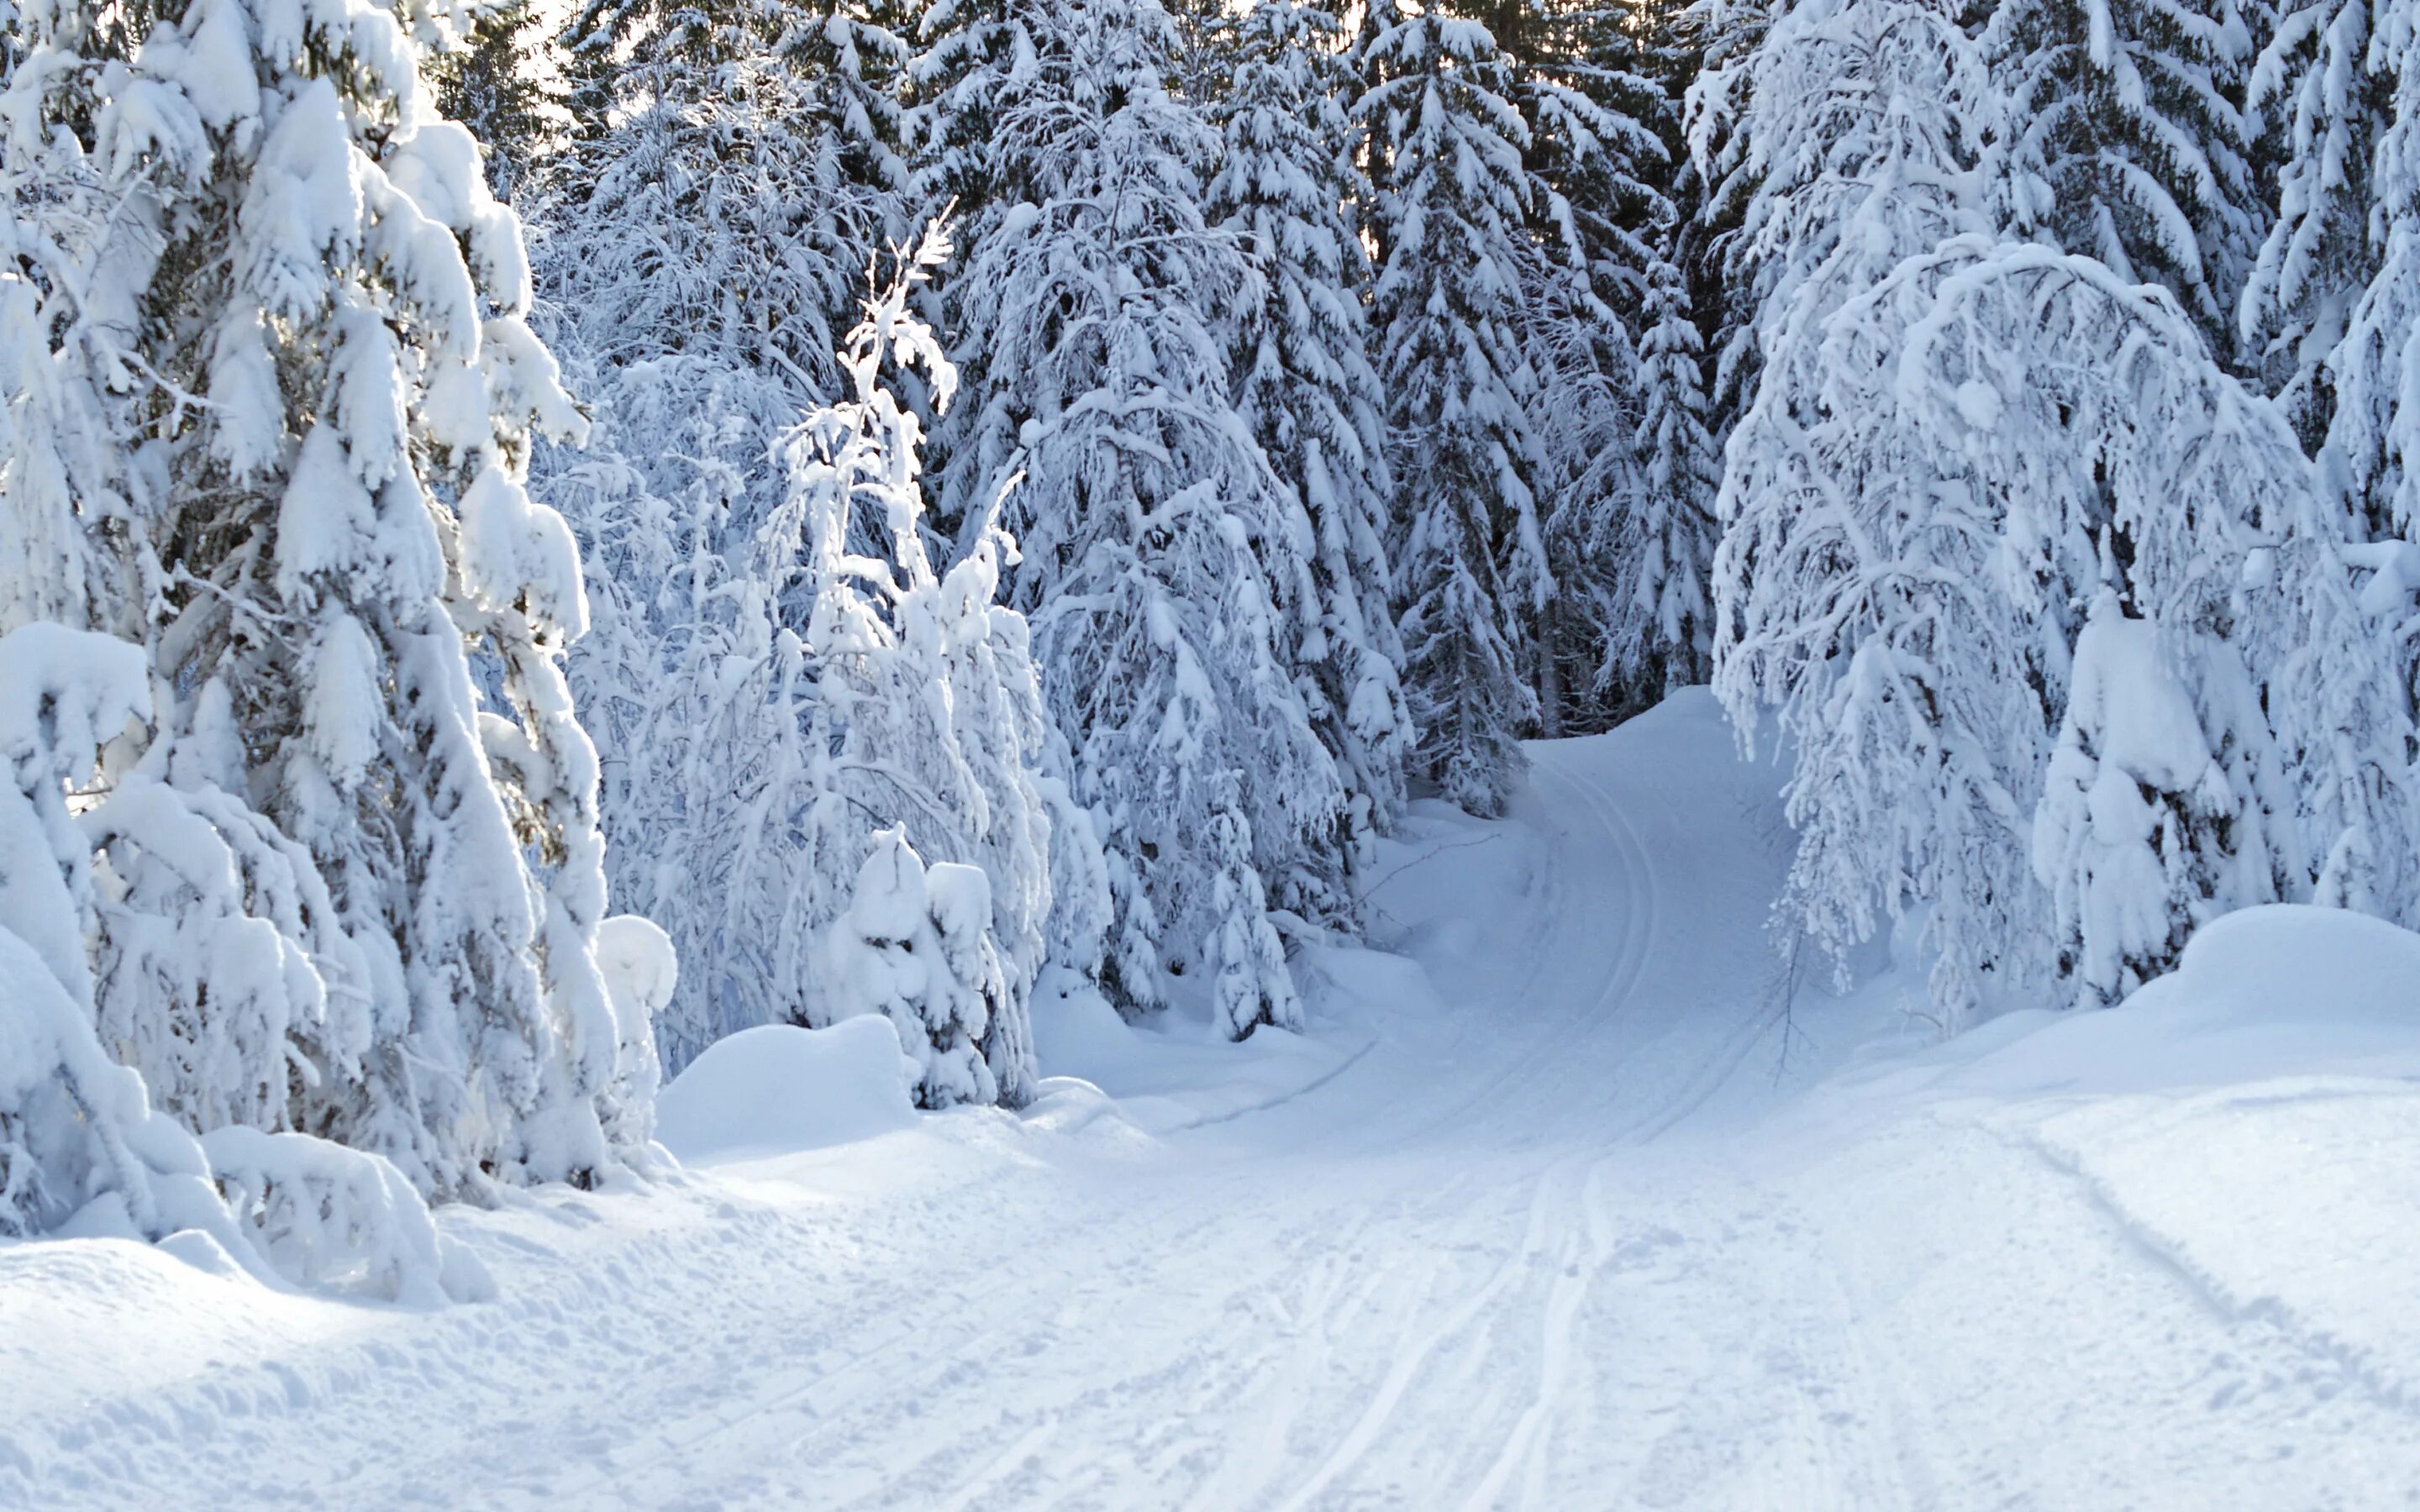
[7,690,2420,1509]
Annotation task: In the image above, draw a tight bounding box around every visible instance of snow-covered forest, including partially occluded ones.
[7,0,2420,1494]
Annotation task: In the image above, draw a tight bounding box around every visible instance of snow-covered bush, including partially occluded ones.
[0,929,239,1246]
[824,830,1015,1108]
[2033,596,2292,1009]
[1207,795,1304,1039]
[594,916,676,1157]
[202,1126,496,1305]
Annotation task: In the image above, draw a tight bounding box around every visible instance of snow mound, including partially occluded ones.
[1938,905,2420,1097]
[654,1020,918,1163]
[595,916,677,1019]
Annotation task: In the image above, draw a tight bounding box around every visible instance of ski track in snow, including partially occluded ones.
[5,696,2419,1509]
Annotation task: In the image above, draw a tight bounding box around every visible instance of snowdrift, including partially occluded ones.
[1917,904,2420,1097]
[654,1019,918,1163]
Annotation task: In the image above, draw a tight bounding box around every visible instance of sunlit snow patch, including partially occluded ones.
[654,1019,918,1163]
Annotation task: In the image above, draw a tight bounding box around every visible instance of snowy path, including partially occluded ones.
[7,696,2420,1509]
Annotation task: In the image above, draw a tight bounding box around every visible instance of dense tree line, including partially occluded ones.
[8,0,2420,1267]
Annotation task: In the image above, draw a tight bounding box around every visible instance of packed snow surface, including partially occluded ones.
[6,690,2417,1508]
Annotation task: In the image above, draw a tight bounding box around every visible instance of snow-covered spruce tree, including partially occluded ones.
[1500,0,1699,731]
[551,0,907,406]
[1359,3,1547,814]
[1618,256,1723,696]
[80,751,376,1139]
[2238,0,2395,444]
[775,225,1058,1101]
[2240,0,2420,925]
[907,0,1028,226]
[2282,0,2420,535]
[0,626,247,1243]
[0,228,378,1142]
[433,0,566,201]
[0,627,489,1299]
[1723,228,2313,1023]
[2252,465,2420,926]
[930,0,1336,1031]
[1,0,639,1194]
[1986,0,2265,354]
[1535,0,1731,718]
[1204,0,1410,909]
[1681,0,1782,457]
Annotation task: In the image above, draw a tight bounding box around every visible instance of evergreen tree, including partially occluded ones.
[1681,0,1781,451]
[824,829,1023,1107]
[1206,0,1411,910]
[2238,0,2393,445]
[551,0,908,407]
[2247,0,2420,925]
[1,0,637,1194]
[1986,0,2265,354]
[1360,4,1546,814]
[1503,0,1693,730]
[0,627,249,1243]
[2034,591,2292,1009]
[0,648,489,1302]
[433,0,565,200]
[1601,255,1722,705]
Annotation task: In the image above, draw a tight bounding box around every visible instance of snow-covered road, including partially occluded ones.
[7,694,2418,1509]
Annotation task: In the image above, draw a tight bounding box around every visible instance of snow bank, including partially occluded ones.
[653,1020,918,1163]
[1938,905,2420,1096]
